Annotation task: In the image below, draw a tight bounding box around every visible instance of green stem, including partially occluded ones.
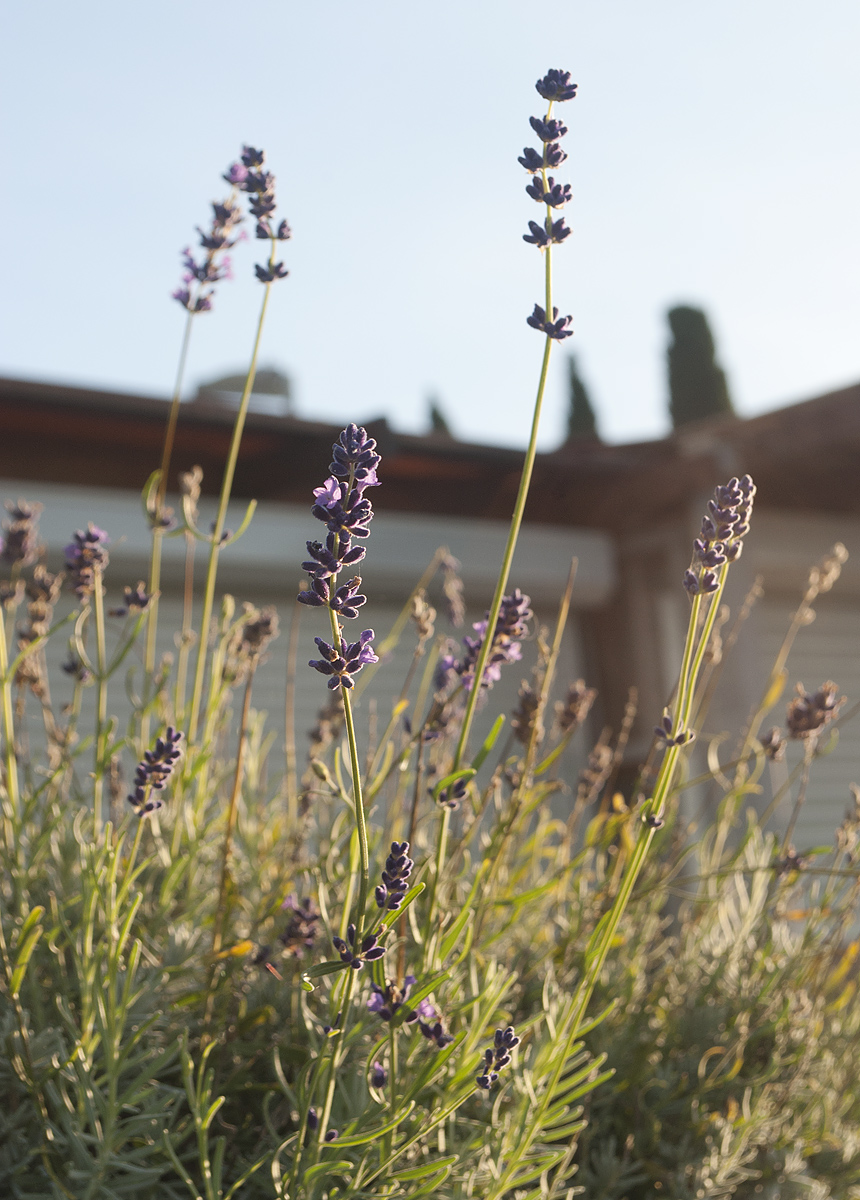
[92,569,108,839]
[0,606,19,822]
[487,558,731,1199]
[143,310,195,749]
[187,283,272,744]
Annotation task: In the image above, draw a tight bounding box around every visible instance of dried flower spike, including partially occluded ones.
[786,680,845,739]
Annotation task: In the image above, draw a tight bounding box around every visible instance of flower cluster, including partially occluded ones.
[223,145,290,282]
[173,197,244,313]
[302,425,383,689]
[375,840,413,910]
[520,69,577,339]
[127,727,183,816]
[554,679,597,734]
[64,524,109,601]
[476,1025,519,1089]
[438,589,533,693]
[109,582,153,618]
[367,976,417,1022]
[366,977,453,1045]
[416,998,454,1048]
[1,500,43,567]
[332,923,385,970]
[279,895,320,958]
[654,708,695,747]
[308,630,378,692]
[683,475,756,596]
[786,680,845,740]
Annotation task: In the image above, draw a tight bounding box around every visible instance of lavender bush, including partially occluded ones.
[1,73,860,1200]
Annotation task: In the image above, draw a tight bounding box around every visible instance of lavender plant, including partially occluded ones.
[1,69,860,1200]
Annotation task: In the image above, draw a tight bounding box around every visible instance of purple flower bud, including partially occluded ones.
[535,69,578,102]
[529,115,568,142]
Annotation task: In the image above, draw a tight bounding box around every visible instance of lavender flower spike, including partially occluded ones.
[65,524,109,601]
[309,630,378,690]
[683,475,755,596]
[127,727,183,816]
[476,1025,519,1089]
[375,840,414,910]
[439,589,533,694]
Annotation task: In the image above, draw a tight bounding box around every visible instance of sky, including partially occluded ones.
[3,1,859,449]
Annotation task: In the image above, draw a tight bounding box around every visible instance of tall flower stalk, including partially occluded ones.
[428,70,577,938]
[186,146,291,745]
[142,188,244,748]
[485,474,755,1198]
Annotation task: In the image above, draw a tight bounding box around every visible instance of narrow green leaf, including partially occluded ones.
[379,882,425,931]
[301,1160,355,1183]
[471,715,505,771]
[393,1154,459,1181]
[439,864,487,961]
[432,766,476,802]
[332,1101,415,1146]
[10,926,44,997]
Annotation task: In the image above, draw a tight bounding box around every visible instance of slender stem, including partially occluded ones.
[0,606,19,822]
[212,669,255,959]
[341,688,370,944]
[92,569,108,839]
[142,311,195,749]
[781,738,815,857]
[174,530,197,720]
[453,359,552,770]
[284,596,302,822]
[188,283,272,743]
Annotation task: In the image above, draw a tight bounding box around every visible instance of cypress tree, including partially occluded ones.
[428,397,454,437]
[667,306,734,428]
[566,355,599,439]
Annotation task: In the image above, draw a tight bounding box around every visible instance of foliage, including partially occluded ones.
[667,305,735,428]
[2,73,860,1200]
[565,355,599,439]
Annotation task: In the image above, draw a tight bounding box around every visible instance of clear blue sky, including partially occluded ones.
[3,1,859,448]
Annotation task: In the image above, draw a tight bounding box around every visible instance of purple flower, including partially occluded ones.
[370,1061,387,1089]
[518,146,545,173]
[684,476,755,594]
[529,115,568,142]
[309,630,379,690]
[367,975,416,1021]
[127,727,183,816]
[332,923,385,970]
[223,161,249,185]
[535,69,578,102]
[523,217,570,247]
[526,304,573,340]
[65,524,110,601]
[241,145,265,168]
[313,476,343,510]
[476,1025,519,1089]
[255,261,289,283]
[375,840,414,910]
[417,999,454,1048]
[279,895,320,958]
[439,590,533,694]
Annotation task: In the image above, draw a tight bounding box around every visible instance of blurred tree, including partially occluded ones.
[667,306,734,428]
[566,355,599,439]
[428,396,454,437]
